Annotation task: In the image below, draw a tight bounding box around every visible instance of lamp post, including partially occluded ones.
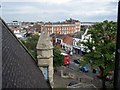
[114,0,120,89]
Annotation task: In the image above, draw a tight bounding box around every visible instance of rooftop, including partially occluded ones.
[1,18,50,89]
[45,19,80,25]
[63,36,73,45]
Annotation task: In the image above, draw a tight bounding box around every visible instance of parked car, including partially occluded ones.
[97,71,113,81]
[68,81,78,86]
[73,59,80,64]
[92,68,98,73]
[80,66,89,72]
[97,74,102,79]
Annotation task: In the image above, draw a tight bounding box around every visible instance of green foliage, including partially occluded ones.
[81,26,86,32]
[53,46,64,67]
[81,20,117,79]
[21,34,39,59]
[21,34,64,67]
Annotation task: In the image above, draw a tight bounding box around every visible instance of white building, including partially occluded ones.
[80,28,92,53]
[13,29,25,39]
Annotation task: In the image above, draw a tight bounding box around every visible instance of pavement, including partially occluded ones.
[53,65,101,88]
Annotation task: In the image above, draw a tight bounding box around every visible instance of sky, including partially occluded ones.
[1,0,118,23]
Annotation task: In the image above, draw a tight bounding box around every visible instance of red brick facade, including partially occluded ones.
[44,19,80,35]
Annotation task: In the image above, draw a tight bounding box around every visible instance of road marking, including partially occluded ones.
[70,61,79,66]
[83,73,94,80]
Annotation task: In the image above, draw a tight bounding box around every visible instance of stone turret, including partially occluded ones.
[36,26,54,87]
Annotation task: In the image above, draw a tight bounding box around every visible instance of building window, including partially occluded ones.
[42,66,48,80]
[57,39,61,44]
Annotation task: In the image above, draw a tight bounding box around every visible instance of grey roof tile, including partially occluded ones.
[1,19,50,89]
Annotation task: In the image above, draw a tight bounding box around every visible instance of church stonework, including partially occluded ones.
[36,26,54,88]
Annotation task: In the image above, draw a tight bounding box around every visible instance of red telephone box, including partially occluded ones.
[61,53,70,65]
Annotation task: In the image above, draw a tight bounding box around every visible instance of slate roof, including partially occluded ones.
[55,34,66,39]
[1,19,50,89]
[73,31,84,39]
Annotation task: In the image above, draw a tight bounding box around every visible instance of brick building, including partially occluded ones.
[44,19,81,35]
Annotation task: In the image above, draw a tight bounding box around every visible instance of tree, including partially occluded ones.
[80,20,117,89]
[21,34,64,68]
[53,46,64,67]
[21,33,39,59]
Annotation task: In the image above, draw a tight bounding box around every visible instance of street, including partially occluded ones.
[54,50,113,88]
[67,54,113,88]
[69,54,95,79]
[68,54,105,87]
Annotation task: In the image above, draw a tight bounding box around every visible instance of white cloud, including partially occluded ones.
[2,6,38,14]
[38,0,72,4]
[14,6,39,14]
[1,0,118,22]
[2,5,68,14]
[68,8,113,17]
[2,0,72,4]
[81,0,117,3]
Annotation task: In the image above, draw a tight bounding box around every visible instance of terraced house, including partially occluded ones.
[44,19,81,35]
